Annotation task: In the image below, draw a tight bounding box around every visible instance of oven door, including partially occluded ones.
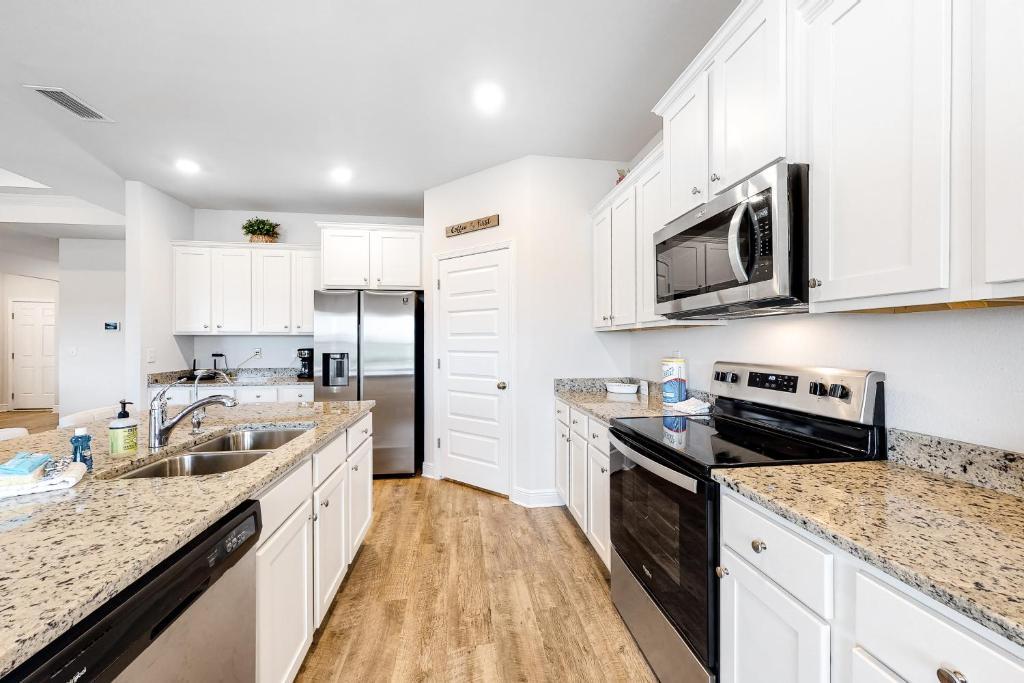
[609,430,717,674]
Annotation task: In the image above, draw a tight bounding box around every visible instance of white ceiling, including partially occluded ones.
[0,0,736,217]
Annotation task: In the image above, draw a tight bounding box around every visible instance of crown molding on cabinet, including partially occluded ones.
[170,240,319,250]
[589,143,664,217]
[315,222,423,233]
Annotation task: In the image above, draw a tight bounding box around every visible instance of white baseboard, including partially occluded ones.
[510,487,564,509]
[0,403,7,412]
[421,460,441,480]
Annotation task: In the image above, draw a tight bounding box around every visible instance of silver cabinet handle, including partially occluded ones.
[352,464,359,471]
[202,324,209,329]
[715,566,729,578]
[216,324,222,329]
[377,277,382,283]
[600,467,608,474]
[322,499,329,507]
[691,186,701,195]
[312,511,319,522]
[751,539,767,554]
[710,172,721,182]
[601,315,608,321]
[296,324,301,329]
[362,428,369,434]
[497,381,508,390]
[363,277,368,283]
[284,324,289,329]
[592,433,598,439]
[571,419,578,425]
[936,669,967,683]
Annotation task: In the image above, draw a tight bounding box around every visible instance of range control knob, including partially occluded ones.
[808,381,828,397]
[724,372,740,384]
[713,371,725,382]
[828,383,850,400]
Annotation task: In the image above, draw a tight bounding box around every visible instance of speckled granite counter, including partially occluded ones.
[0,400,372,677]
[148,368,311,387]
[555,389,669,422]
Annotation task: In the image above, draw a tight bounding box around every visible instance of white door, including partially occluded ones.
[610,188,637,326]
[437,248,513,495]
[568,431,588,529]
[586,446,611,568]
[173,246,212,333]
[253,250,293,334]
[11,301,56,410]
[291,250,320,334]
[372,231,421,287]
[710,0,785,192]
[347,438,373,558]
[313,462,347,628]
[256,500,314,683]
[321,229,370,288]
[807,0,952,304]
[592,206,612,327]
[211,248,252,334]
[555,423,570,506]
[664,70,710,221]
[719,548,830,683]
[635,158,668,324]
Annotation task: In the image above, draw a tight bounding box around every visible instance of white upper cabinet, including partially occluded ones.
[212,248,252,334]
[320,224,423,290]
[805,0,952,305]
[371,230,421,287]
[321,228,371,288]
[635,153,668,324]
[592,206,613,327]
[610,188,637,327]
[291,250,319,334]
[253,249,293,334]
[173,246,212,333]
[710,0,785,193]
[663,72,710,221]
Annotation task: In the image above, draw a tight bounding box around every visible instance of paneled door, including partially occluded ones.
[211,247,252,334]
[610,188,637,326]
[592,206,612,327]
[664,70,710,221]
[437,248,512,495]
[10,301,56,409]
[291,250,320,334]
[253,250,293,334]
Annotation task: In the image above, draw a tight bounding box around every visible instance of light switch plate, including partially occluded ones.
[145,348,156,364]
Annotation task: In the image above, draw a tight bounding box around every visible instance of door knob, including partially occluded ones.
[497,381,508,390]
[808,278,822,288]
[715,566,730,578]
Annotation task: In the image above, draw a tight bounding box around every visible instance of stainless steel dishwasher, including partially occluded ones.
[5,501,262,683]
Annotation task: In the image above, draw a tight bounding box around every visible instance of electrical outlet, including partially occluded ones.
[253,348,263,358]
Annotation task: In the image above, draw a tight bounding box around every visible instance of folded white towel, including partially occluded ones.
[0,462,88,500]
[664,397,712,415]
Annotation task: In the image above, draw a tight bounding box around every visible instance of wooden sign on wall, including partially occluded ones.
[445,214,499,238]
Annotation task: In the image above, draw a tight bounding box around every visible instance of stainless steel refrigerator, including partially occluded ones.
[314,290,423,475]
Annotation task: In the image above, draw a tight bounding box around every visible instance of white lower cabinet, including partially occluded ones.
[585,446,611,568]
[557,399,611,569]
[555,422,570,506]
[348,437,373,559]
[568,431,588,530]
[313,462,347,628]
[236,387,278,403]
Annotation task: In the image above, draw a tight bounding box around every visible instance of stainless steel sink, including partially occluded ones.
[120,451,268,479]
[189,429,308,453]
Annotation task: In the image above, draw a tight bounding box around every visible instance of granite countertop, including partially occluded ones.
[555,389,672,422]
[0,400,373,677]
[148,375,313,387]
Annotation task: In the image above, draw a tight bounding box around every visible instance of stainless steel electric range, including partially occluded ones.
[608,362,887,683]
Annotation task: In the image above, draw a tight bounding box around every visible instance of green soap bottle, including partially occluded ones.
[109,400,139,455]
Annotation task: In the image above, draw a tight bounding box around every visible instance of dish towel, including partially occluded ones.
[0,462,88,500]
[664,397,712,415]
[0,452,52,486]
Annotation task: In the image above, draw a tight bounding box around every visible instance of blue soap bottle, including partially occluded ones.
[71,427,93,472]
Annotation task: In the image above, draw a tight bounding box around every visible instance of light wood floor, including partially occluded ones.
[297,477,655,682]
[0,410,57,434]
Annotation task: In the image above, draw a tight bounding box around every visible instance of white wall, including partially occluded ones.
[627,306,1024,453]
[193,209,420,244]
[423,155,631,502]
[57,239,126,416]
[192,335,308,371]
[124,181,195,403]
[0,229,59,280]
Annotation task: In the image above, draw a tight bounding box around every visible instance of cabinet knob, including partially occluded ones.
[571,419,578,425]
[216,324,222,329]
[377,277,381,283]
[284,324,289,329]
[751,539,767,554]
[202,324,209,329]
[601,315,608,321]
[296,325,301,329]
[600,467,608,474]
[362,428,369,434]
[936,669,968,683]
[592,433,598,439]
[352,464,359,471]
[363,277,368,283]
[323,499,329,508]
[710,173,721,182]
[691,186,701,195]
[313,511,319,522]
[715,566,730,578]
[497,381,508,390]
[808,278,822,288]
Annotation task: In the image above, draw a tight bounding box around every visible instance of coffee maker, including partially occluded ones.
[297,348,314,379]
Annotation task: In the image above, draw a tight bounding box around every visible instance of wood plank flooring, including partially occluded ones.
[0,410,57,434]
[297,477,655,682]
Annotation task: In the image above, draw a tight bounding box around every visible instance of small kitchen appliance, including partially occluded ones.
[297,347,314,379]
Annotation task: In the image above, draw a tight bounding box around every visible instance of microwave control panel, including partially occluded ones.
[749,189,774,282]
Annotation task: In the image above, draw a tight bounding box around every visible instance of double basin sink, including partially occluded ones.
[120,429,308,479]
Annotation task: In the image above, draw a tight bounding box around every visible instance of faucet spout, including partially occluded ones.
[149,390,238,449]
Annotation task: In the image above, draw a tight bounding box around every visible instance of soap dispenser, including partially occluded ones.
[109,400,139,455]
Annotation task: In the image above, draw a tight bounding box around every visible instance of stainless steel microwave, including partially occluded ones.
[653,161,808,320]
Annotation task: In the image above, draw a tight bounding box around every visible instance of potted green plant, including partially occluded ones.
[241,217,281,243]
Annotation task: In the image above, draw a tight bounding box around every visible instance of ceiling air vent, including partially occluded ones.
[24,86,113,122]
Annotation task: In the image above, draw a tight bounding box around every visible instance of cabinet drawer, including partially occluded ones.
[569,408,588,437]
[554,399,570,425]
[855,572,1024,682]
[278,385,313,402]
[587,418,609,454]
[256,459,313,543]
[721,494,833,618]
[313,431,347,488]
[197,387,235,400]
[235,387,278,403]
[346,412,373,454]
[851,647,902,683]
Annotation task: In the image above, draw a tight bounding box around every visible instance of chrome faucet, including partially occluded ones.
[149,375,238,448]
[190,369,234,434]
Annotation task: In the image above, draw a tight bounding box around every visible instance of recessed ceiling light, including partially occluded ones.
[175,158,200,175]
[330,167,353,184]
[472,81,505,116]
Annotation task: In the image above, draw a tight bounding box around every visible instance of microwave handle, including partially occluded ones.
[609,434,698,493]
[727,202,751,284]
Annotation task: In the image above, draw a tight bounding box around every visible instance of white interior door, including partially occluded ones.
[437,248,512,495]
[11,300,56,410]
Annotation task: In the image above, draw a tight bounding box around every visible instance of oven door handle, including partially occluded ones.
[727,201,750,284]
[609,434,698,494]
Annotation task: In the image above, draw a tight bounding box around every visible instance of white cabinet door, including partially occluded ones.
[663,71,710,221]
[592,206,612,327]
[256,499,314,683]
[278,385,313,403]
[635,157,668,324]
[973,0,1024,297]
[348,437,373,560]
[173,246,212,333]
[313,462,347,628]
[321,228,371,288]
[586,446,611,569]
[555,423,569,506]
[291,250,319,334]
[254,250,293,334]
[807,0,952,304]
[710,0,784,192]
[211,247,252,334]
[720,548,830,683]
[568,431,588,530]
[610,187,637,326]
[371,230,421,287]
